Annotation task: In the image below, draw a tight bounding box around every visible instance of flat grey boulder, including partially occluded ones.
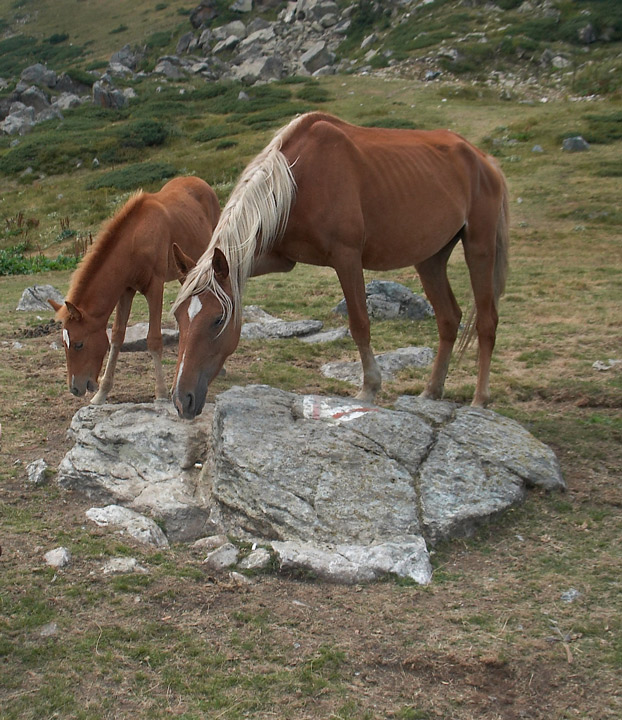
[204,386,564,581]
[241,306,323,339]
[58,386,564,584]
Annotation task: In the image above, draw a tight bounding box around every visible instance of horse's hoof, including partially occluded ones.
[90,394,106,405]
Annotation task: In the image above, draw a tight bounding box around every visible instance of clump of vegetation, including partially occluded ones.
[85,161,177,190]
[0,242,79,275]
[118,119,170,148]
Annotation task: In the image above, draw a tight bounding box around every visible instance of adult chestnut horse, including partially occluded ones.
[171,112,509,419]
[50,176,220,404]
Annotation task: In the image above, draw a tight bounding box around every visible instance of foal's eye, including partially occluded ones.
[74,341,84,350]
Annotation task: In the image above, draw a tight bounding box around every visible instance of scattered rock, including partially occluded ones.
[562,136,589,152]
[106,322,179,352]
[26,459,51,486]
[334,280,434,321]
[560,588,581,603]
[85,505,170,548]
[203,542,239,571]
[241,306,323,339]
[16,285,64,312]
[192,534,229,552]
[45,547,71,568]
[321,346,434,385]
[102,557,148,574]
[39,622,59,637]
[300,327,349,344]
[92,79,128,109]
[239,547,272,571]
[300,41,335,74]
[592,359,621,371]
[20,63,57,88]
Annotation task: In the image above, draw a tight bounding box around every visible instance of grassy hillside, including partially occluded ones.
[0,4,621,720]
[0,0,194,72]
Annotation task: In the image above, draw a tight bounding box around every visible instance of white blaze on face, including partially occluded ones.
[188,295,203,322]
[62,329,70,349]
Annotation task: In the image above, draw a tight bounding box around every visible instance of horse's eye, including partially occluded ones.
[213,314,225,328]
[74,341,84,350]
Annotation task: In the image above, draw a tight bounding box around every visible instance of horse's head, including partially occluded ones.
[49,299,110,397]
[172,246,241,419]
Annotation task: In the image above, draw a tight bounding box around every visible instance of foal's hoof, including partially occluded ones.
[90,393,107,405]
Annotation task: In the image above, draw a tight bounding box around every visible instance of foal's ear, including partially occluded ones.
[172,243,196,284]
[212,247,229,283]
[48,298,63,313]
[64,301,83,322]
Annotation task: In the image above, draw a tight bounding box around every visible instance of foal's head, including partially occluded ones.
[50,300,109,397]
[172,247,241,419]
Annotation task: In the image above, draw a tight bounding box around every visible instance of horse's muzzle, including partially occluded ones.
[70,376,98,396]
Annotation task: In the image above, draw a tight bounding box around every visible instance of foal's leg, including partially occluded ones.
[415,238,462,401]
[462,225,498,408]
[145,282,169,401]
[334,257,381,403]
[91,288,135,405]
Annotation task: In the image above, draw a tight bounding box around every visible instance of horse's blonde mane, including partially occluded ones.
[66,190,146,304]
[172,117,300,325]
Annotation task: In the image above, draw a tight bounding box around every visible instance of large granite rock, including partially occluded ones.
[57,386,564,584]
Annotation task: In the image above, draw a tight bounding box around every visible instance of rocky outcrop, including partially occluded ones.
[57,385,564,584]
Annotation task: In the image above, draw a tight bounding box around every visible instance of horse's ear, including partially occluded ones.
[213,247,229,283]
[48,298,63,313]
[64,301,83,322]
[172,243,196,284]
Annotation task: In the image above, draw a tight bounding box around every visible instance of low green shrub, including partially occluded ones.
[0,243,79,276]
[118,119,170,148]
[85,161,177,190]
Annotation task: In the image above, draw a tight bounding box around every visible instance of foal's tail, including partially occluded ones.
[457,173,510,359]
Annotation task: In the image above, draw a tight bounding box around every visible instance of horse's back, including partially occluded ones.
[280,113,505,269]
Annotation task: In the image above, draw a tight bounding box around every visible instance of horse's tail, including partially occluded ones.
[457,172,510,360]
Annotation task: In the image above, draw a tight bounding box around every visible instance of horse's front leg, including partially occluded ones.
[91,288,135,405]
[334,259,381,403]
[145,283,168,401]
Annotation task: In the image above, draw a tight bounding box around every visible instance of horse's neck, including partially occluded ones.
[71,253,135,323]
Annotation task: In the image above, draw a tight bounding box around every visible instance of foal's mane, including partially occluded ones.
[66,190,146,304]
[172,116,300,325]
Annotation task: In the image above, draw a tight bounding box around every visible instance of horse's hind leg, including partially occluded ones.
[91,288,135,405]
[145,283,169,401]
[415,237,462,401]
[462,223,499,407]
[334,256,381,403]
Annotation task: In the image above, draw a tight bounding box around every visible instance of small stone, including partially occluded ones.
[44,547,71,568]
[192,535,229,552]
[26,458,50,486]
[203,543,239,571]
[562,136,589,152]
[39,622,59,637]
[102,557,148,574]
[239,547,271,571]
[560,588,581,603]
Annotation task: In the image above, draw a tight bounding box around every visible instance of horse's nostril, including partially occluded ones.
[71,387,80,397]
